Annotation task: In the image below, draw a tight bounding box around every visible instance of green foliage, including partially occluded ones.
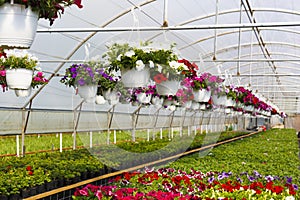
[0,49,38,70]
[168,128,300,184]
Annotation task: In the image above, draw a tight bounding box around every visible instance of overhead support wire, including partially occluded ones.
[162,0,168,27]
[212,0,219,61]
[241,0,280,86]
[237,1,243,76]
[36,21,300,33]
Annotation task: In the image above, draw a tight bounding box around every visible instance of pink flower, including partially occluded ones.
[79,189,89,196]
[34,77,41,82]
[37,71,43,77]
[0,70,5,77]
[95,191,102,199]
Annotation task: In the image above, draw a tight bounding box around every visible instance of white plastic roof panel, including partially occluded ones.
[1,0,300,114]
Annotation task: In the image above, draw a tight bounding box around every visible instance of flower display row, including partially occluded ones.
[73,167,298,199]
[58,41,282,117]
[0,49,48,97]
[0,44,284,118]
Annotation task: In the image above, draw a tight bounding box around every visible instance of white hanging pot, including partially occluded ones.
[121,68,150,88]
[136,92,152,104]
[162,99,174,107]
[212,95,227,106]
[193,89,211,103]
[199,103,206,111]
[191,101,200,110]
[225,98,236,107]
[6,68,33,89]
[103,89,120,105]
[0,3,39,48]
[183,100,192,109]
[151,96,164,108]
[156,80,181,96]
[14,87,31,97]
[77,84,97,103]
[244,105,254,112]
[225,108,232,114]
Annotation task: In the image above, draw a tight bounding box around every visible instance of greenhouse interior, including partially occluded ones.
[0,0,300,199]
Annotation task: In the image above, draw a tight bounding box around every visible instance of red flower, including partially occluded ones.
[74,0,83,8]
[272,185,284,194]
[28,171,33,175]
[153,73,167,84]
[26,166,32,171]
[178,59,198,77]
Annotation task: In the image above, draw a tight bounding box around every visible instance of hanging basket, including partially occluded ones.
[191,101,200,110]
[0,3,39,48]
[225,98,236,107]
[14,88,32,97]
[156,80,181,96]
[6,68,33,89]
[193,89,211,103]
[121,68,150,88]
[151,96,164,108]
[136,92,152,104]
[103,89,120,105]
[183,100,192,109]
[77,85,97,103]
[244,105,255,112]
[212,94,227,106]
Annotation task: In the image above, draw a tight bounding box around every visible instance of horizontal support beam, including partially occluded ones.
[203,59,300,62]
[36,21,300,33]
[230,74,300,77]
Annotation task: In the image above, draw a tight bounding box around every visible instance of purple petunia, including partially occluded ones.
[78,78,85,86]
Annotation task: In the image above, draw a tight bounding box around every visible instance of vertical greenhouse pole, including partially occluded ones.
[21,100,32,157]
[107,105,116,145]
[180,109,187,137]
[73,102,83,150]
[16,135,19,157]
[131,105,142,142]
[114,130,117,144]
[59,133,63,152]
[190,111,196,135]
[89,131,93,148]
[168,110,175,139]
[152,107,162,140]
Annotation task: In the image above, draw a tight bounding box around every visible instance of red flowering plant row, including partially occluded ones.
[73,167,299,199]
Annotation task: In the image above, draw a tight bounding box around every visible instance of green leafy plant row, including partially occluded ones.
[168,128,300,184]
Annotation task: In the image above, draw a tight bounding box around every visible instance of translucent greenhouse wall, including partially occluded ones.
[0,106,278,136]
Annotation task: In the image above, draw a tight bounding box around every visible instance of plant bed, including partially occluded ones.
[0,129,251,198]
[73,129,300,199]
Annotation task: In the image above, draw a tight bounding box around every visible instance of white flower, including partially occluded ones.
[136,60,145,71]
[285,196,295,200]
[169,60,180,70]
[95,95,106,104]
[116,54,122,61]
[149,60,154,68]
[157,64,162,73]
[124,50,135,57]
[168,105,176,111]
